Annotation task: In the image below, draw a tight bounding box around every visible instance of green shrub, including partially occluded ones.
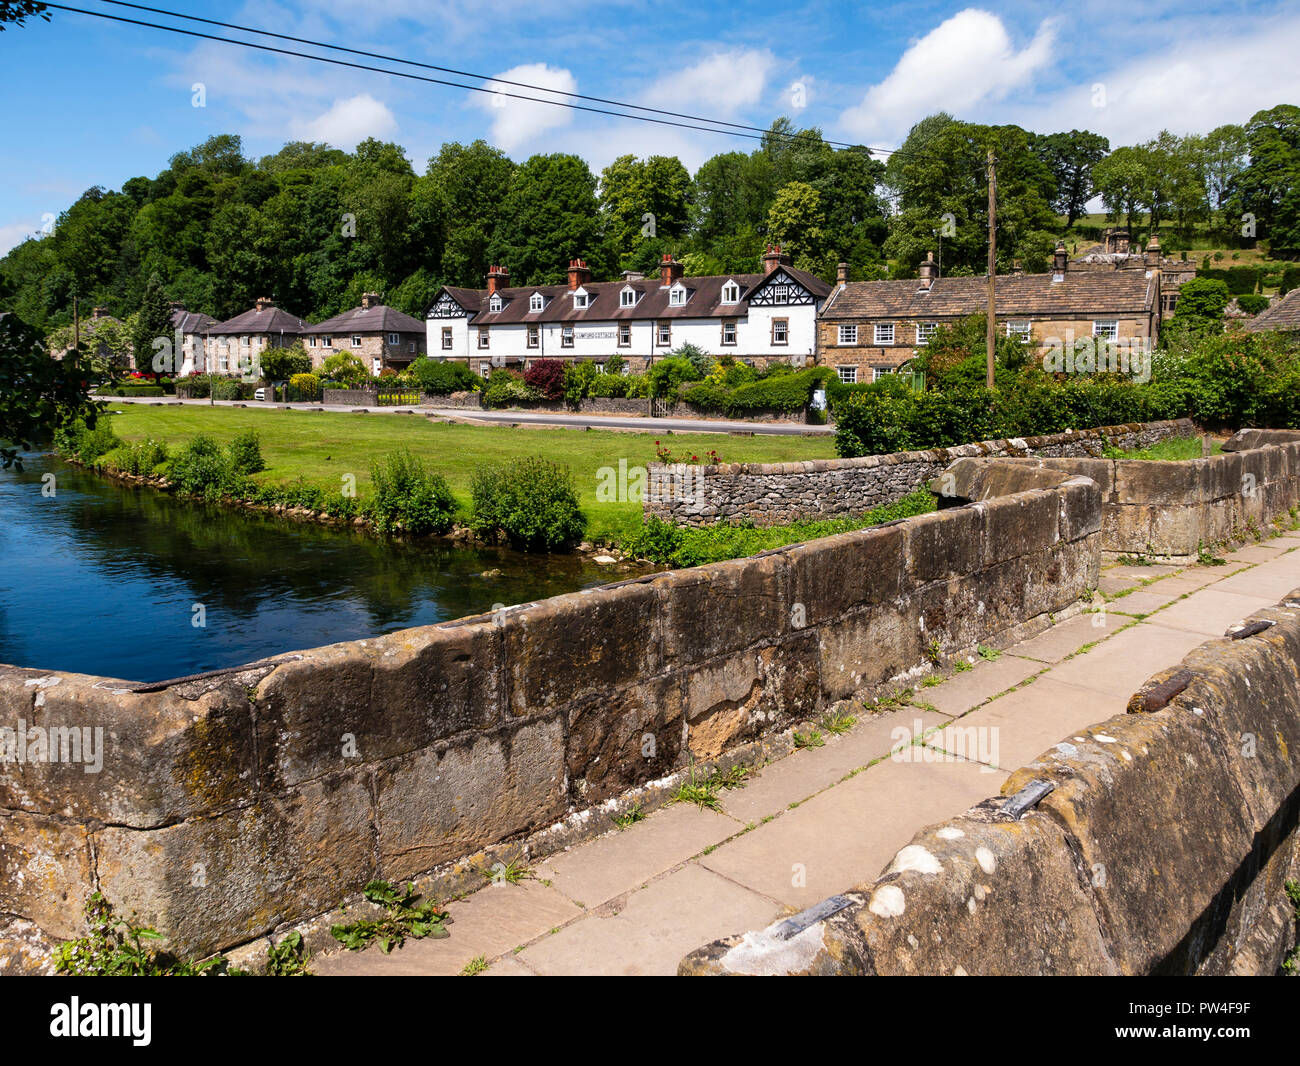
[563,360,599,405]
[288,372,321,400]
[625,373,651,399]
[482,369,540,408]
[367,450,457,535]
[168,434,247,500]
[115,438,168,476]
[227,428,266,474]
[410,359,481,394]
[647,356,703,400]
[210,378,243,401]
[1236,292,1269,315]
[470,456,587,551]
[321,350,371,387]
[588,371,629,398]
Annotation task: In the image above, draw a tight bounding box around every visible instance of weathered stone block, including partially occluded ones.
[566,675,684,802]
[785,523,904,626]
[981,489,1060,567]
[904,507,982,583]
[0,810,95,940]
[657,553,787,666]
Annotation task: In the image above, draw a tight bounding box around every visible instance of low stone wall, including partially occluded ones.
[681,585,1300,976]
[322,388,379,406]
[0,467,1100,965]
[940,430,1300,560]
[645,419,1195,528]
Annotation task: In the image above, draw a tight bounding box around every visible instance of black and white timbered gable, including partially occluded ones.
[427,290,472,319]
[746,269,820,307]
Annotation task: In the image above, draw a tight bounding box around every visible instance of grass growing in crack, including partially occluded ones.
[460,955,488,975]
[819,709,857,734]
[1197,540,1227,567]
[977,644,1001,662]
[793,729,824,749]
[330,880,449,954]
[671,759,749,811]
[612,803,645,830]
[921,674,944,688]
[954,659,972,673]
[483,859,534,885]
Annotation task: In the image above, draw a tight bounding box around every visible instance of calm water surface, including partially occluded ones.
[0,454,622,683]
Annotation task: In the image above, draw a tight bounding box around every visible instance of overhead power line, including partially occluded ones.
[45,1,899,155]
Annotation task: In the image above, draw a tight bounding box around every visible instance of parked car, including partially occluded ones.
[254,386,267,401]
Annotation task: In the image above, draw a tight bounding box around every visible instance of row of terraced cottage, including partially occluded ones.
[161,235,1190,386]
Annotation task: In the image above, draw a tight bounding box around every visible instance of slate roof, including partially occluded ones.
[170,308,218,334]
[208,305,309,335]
[432,267,831,324]
[302,304,424,334]
[1246,289,1300,332]
[823,270,1158,320]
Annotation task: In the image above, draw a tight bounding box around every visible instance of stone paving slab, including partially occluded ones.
[1208,565,1300,602]
[1046,621,1209,697]
[514,864,779,976]
[1004,613,1109,663]
[533,804,740,910]
[1225,542,1293,563]
[1144,588,1271,638]
[1098,564,1181,593]
[923,677,1115,771]
[697,756,1005,909]
[718,705,948,823]
[918,655,1045,716]
[1106,589,1186,616]
[312,879,583,976]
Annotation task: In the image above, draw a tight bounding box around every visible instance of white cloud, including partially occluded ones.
[840,9,1057,143]
[643,48,775,117]
[476,64,578,152]
[0,221,45,257]
[290,94,398,149]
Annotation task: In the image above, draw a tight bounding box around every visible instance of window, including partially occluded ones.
[1093,319,1119,340]
[1163,294,1179,312]
[527,325,540,349]
[656,321,671,346]
[408,342,416,353]
[351,335,362,348]
[478,329,490,349]
[529,293,544,312]
[387,332,400,345]
[669,285,686,306]
[874,323,895,345]
[441,328,452,350]
[322,336,332,348]
[480,362,491,378]
[721,320,737,346]
[574,292,589,309]
[771,318,789,345]
[916,322,938,344]
[562,325,574,348]
[721,282,740,303]
[769,284,791,304]
[621,364,631,376]
[307,337,317,348]
[836,365,857,384]
[872,367,892,382]
[489,293,503,312]
[595,363,605,375]
[240,335,249,347]
[1005,321,1031,342]
[620,288,637,308]
[618,323,631,347]
[838,324,858,345]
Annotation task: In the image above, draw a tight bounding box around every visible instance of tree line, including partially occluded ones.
[2,105,1297,337]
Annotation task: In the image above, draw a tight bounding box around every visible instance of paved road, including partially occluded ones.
[310,531,1300,976]
[105,395,833,436]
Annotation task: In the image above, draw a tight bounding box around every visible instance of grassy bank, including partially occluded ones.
[99,404,836,543]
[1105,436,1222,461]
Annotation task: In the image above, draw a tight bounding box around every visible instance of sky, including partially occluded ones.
[0,0,1297,255]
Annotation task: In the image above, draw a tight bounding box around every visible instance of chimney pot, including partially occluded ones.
[255,296,274,312]
[761,244,791,275]
[918,251,937,290]
[1052,240,1068,275]
[486,266,510,295]
[659,254,683,288]
[836,262,849,286]
[567,258,592,290]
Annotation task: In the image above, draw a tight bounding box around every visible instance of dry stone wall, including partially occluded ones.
[645,419,1195,527]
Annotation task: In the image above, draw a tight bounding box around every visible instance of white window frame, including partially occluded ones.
[441,328,452,350]
[771,318,789,346]
[874,323,895,345]
[1005,320,1031,342]
[916,322,938,344]
[836,365,857,384]
[489,293,503,312]
[618,323,631,347]
[656,322,671,346]
[1093,319,1119,340]
[669,284,687,307]
[721,320,737,346]
[529,292,544,312]
[573,291,590,310]
[477,329,490,349]
[872,367,891,382]
[308,336,317,348]
[322,336,332,348]
[479,362,491,378]
[387,332,400,345]
[561,325,574,348]
[620,287,637,308]
[527,325,540,349]
[721,281,740,303]
[351,335,362,349]
[838,324,858,345]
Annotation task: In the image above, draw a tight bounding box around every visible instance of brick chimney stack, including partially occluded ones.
[567,258,592,290]
[361,292,382,311]
[91,306,110,320]
[836,262,849,286]
[1144,234,1161,269]
[255,296,274,312]
[1053,240,1068,275]
[659,253,683,287]
[486,266,510,295]
[761,244,791,275]
[918,251,937,290]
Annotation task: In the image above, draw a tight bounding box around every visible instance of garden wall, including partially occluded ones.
[645,419,1196,528]
[0,466,1101,966]
[940,430,1300,560]
[681,585,1300,976]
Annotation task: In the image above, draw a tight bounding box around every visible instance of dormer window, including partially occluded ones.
[529,292,544,312]
[573,287,590,310]
[489,293,503,312]
[669,284,687,307]
[620,287,637,308]
[721,281,740,303]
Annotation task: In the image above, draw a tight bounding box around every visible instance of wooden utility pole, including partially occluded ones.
[986,148,997,389]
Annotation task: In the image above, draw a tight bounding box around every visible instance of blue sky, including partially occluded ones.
[1,0,1297,253]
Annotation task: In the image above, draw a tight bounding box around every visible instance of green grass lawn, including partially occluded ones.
[102,405,837,543]
[1108,436,1221,461]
